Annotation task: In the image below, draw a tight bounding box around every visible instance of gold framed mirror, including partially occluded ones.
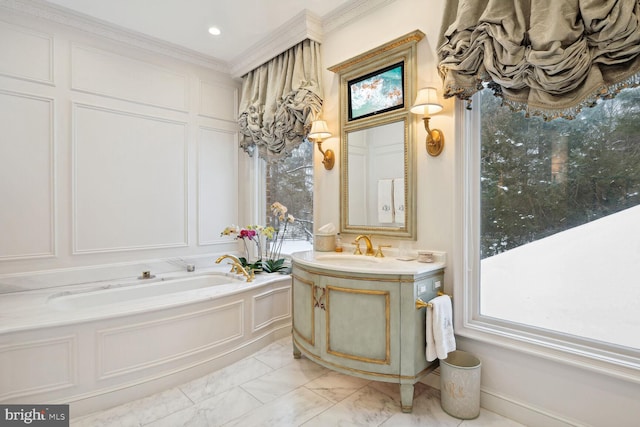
[329,30,424,239]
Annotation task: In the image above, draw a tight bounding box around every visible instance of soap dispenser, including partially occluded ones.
[334,233,343,252]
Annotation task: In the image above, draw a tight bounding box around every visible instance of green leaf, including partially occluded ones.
[262,258,286,273]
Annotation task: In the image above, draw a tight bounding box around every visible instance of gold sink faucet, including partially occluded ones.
[215,254,255,282]
[354,235,375,256]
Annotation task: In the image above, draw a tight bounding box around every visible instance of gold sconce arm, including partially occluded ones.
[315,140,335,170]
[422,117,444,157]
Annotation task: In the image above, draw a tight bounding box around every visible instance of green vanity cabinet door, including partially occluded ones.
[320,275,401,376]
[292,276,317,349]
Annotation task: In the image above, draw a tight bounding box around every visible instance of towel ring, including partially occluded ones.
[415,292,452,310]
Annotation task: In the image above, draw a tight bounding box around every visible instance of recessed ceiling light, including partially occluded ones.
[208,26,221,36]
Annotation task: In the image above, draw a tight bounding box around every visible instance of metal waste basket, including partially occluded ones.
[440,350,481,419]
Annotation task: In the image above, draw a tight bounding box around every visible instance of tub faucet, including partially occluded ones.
[139,271,156,279]
[354,235,375,256]
[215,254,254,282]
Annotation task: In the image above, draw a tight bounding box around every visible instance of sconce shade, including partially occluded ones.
[410,87,443,116]
[411,87,445,157]
[308,120,332,139]
[309,119,334,170]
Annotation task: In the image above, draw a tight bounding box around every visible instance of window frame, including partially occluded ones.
[453,97,640,382]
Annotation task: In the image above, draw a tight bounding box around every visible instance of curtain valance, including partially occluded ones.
[437,0,640,120]
[238,39,323,161]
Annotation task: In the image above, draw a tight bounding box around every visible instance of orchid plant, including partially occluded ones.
[220,202,295,273]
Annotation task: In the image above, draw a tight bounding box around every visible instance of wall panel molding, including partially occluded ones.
[0,19,54,85]
[71,43,189,112]
[0,335,76,400]
[252,286,292,332]
[97,302,244,379]
[198,80,238,122]
[0,89,56,261]
[197,126,238,246]
[72,102,189,254]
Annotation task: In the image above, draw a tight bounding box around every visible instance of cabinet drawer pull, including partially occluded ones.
[313,287,326,310]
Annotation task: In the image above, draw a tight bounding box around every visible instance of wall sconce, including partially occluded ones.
[308,120,334,170]
[410,87,444,157]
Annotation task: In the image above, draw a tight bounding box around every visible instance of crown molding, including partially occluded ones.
[322,0,396,33]
[228,0,396,79]
[1,0,394,79]
[229,9,323,79]
[0,0,230,74]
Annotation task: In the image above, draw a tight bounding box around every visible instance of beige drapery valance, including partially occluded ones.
[437,0,640,120]
[238,39,323,161]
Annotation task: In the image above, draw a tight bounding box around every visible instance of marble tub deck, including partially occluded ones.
[71,335,525,427]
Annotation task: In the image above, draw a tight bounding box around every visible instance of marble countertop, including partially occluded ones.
[291,250,446,276]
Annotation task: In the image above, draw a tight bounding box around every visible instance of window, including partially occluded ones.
[457,86,640,376]
[264,139,314,254]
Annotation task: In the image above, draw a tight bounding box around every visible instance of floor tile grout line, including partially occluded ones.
[289,385,336,427]
[299,382,369,426]
[177,383,197,406]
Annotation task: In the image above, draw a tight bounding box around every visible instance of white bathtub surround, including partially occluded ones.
[0,254,229,295]
[71,335,525,427]
[0,261,292,417]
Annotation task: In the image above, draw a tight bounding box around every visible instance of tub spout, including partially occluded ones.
[138,271,156,279]
[215,254,255,282]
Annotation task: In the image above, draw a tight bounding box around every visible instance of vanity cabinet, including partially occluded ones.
[291,254,444,412]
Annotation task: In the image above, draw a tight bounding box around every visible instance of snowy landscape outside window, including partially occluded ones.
[264,139,314,255]
[478,86,640,350]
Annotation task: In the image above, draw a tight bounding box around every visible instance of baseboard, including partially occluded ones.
[480,389,588,427]
[421,369,586,427]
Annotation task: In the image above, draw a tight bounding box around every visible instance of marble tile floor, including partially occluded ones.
[72,336,526,427]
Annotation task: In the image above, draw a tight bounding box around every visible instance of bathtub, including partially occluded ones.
[0,265,292,417]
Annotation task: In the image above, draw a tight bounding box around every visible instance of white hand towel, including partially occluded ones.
[393,178,405,225]
[426,295,456,361]
[378,179,394,223]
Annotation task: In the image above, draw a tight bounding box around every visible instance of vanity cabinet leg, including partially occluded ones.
[400,384,414,413]
[293,340,301,359]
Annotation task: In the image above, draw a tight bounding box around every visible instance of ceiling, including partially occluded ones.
[42,0,351,64]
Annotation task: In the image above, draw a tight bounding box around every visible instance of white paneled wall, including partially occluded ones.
[0,12,241,274]
[0,90,55,260]
[0,20,54,84]
[199,80,238,121]
[197,127,238,245]
[70,44,189,111]
[72,104,188,253]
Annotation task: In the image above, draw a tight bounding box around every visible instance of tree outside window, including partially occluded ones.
[264,139,314,253]
[480,87,640,258]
